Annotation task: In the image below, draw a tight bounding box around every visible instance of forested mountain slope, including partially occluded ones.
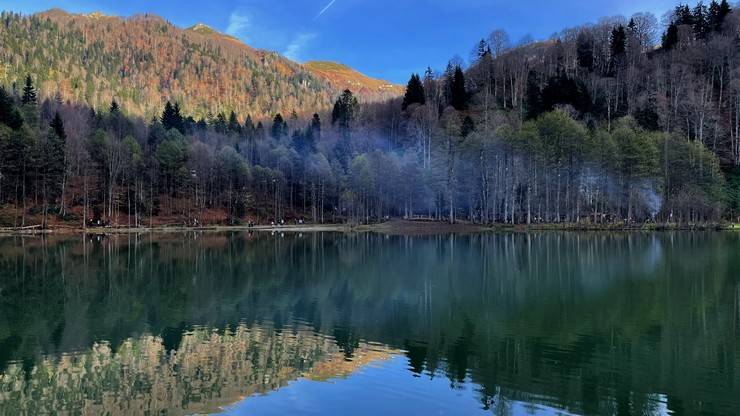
[390,0,740,222]
[304,61,404,96]
[0,9,400,120]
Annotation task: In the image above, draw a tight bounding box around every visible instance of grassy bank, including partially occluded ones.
[0,224,352,236]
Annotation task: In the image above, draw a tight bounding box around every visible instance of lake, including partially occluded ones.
[0,231,738,415]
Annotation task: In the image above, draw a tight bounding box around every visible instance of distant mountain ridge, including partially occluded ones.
[304,61,404,96]
[181,23,402,97]
[0,8,401,120]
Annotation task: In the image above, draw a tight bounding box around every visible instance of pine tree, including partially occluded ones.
[693,2,710,39]
[525,71,544,119]
[461,116,475,138]
[449,67,468,111]
[423,67,436,107]
[476,39,490,61]
[42,112,67,226]
[243,114,255,141]
[708,0,731,32]
[172,103,184,133]
[0,87,23,130]
[244,115,255,132]
[109,99,120,114]
[609,25,627,75]
[331,90,358,130]
[214,112,227,134]
[21,75,37,105]
[161,101,184,133]
[675,4,694,25]
[2,126,34,222]
[161,101,175,130]
[662,23,679,50]
[540,72,592,114]
[719,0,731,25]
[443,62,456,104]
[272,113,286,139]
[331,90,358,170]
[50,112,66,142]
[297,114,321,154]
[47,112,67,183]
[256,121,265,140]
[228,111,242,134]
[424,67,435,82]
[610,25,627,57]
[310,113,321,142]
[402,73,426,110]
[576,32,594,72]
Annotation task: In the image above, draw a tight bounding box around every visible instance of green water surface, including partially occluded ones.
[0,232,738,415]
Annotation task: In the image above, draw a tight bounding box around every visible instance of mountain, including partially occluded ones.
[304,61,404,96]
[182,25,402,97]
[0,9,401,120]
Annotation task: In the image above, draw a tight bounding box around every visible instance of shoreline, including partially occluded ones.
[0,220,735,236]
[0,224,353,236]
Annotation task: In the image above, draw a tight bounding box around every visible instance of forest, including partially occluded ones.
[1,0,739,227]
[0,9,397,120]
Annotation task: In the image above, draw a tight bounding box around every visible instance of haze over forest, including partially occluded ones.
[0,1,739,228]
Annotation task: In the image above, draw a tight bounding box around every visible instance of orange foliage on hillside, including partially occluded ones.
[304,61,405,97]
[0,9,401,121]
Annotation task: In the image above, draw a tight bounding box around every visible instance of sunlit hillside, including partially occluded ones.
[304,61,404,96]
[0,9,401,121]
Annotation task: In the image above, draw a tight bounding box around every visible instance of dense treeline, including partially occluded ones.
[391,0,738,223]
[0,77,414,227]
[1,1,740,226]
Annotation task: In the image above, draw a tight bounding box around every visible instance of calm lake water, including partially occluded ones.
[0,232,738,415]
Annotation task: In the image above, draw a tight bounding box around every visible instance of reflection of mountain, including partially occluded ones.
[0,232,739,415]
[0,324,394,415]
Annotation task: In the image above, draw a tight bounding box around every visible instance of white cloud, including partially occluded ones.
[283,33,318,62]
[225,12,250,39]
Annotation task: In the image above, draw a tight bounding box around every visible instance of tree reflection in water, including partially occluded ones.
[0,232,737,415]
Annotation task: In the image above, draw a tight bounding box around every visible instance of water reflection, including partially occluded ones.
[0,232,738,415]
[0,324,394,415]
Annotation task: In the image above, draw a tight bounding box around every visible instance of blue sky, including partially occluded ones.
[1,0,680,83]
